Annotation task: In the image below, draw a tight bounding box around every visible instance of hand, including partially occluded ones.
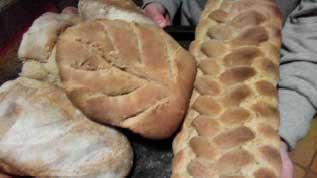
[62,7,78,14]
[280,141,294,178]
[144,3,171,28]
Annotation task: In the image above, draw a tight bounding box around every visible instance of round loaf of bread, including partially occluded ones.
[55,19,196,139]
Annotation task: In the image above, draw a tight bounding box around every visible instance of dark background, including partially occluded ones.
[0,0,143,46]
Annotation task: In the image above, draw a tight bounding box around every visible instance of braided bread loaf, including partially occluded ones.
[172,0,282,177]
[56,3,196,139]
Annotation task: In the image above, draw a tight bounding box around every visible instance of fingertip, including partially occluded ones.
[158,22,166,28]
[165,19,172,26]
[156,19,168,28]
[62,7,78,14]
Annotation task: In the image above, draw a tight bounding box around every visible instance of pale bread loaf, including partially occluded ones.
[56,19,196,139]
[18,11,81,62]
[0,77,133,177]
[172,0,282,177]
[18,11,82,85]
[79,0,155,25]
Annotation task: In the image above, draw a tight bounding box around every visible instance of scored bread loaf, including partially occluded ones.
[0,77,133,177]
[172,0,282,177]
[56,0,196,139]
[55,18,196,139]
[18,10,82,85]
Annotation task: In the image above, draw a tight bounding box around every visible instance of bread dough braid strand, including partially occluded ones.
[172,0,282,177]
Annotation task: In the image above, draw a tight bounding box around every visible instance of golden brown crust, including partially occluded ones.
[56,20,196,139]
[172,0,282,177]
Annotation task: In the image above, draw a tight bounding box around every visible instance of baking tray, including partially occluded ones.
[0,2,196,177]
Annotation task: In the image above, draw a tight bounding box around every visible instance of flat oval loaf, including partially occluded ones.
[0,77,133,177]
[172,0,282,177]
[56,19,196,139]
